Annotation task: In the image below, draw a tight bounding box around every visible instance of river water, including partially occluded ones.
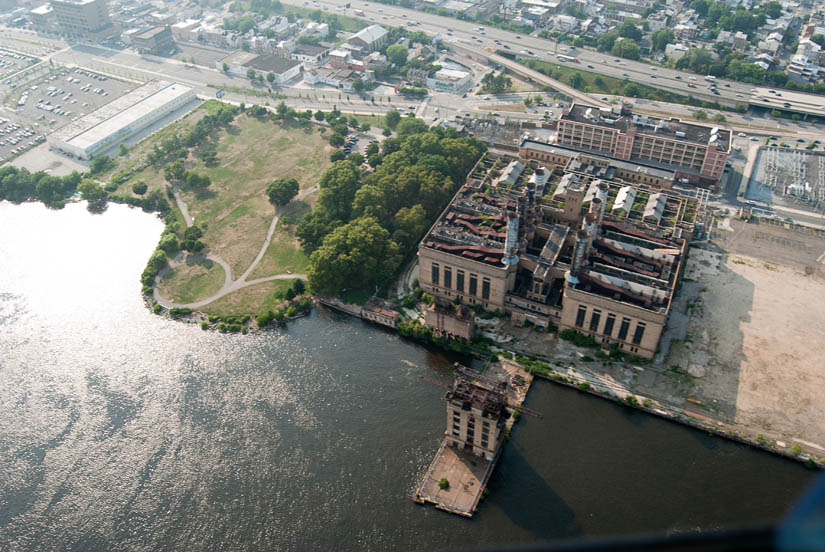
[0,201,816,552]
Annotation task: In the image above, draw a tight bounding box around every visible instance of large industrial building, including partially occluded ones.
[418,150,701,359]
[48,80,196,160]
[555,103,731,188]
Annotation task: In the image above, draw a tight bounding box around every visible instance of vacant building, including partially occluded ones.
[444,365,507,460]
[555,103,730,188]
[51,0,113,38]
[419,152,695,359]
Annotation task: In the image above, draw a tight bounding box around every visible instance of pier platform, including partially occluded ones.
[414,360,533,517]
[413,439,496,517]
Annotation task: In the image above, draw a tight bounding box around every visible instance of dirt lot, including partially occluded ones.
[665,219,825,455]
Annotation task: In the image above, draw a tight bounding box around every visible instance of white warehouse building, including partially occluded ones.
[48,80,196,159]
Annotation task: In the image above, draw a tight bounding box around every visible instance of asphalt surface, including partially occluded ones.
[287,0,825,117]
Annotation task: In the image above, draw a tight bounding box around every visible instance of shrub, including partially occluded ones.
[559,329,597,348]
[257,310,275,327]
[624,395,639,406]
[200,321,208,330]
[790,444,803,455]
[169,307,193,319]
[581,355,594,362]
[438,478,450,490]
[152,303,162,314]
[132,181,148,195]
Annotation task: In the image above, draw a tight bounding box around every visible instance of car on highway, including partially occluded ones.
[738,132,747,137]
[750,137,759,141]
[687,83,696,88]
[797,138,805,143]
[675,75,681,79]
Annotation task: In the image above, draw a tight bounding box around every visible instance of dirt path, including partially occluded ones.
[153,185,317,309]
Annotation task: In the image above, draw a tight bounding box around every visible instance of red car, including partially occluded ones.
[687,83,696,88]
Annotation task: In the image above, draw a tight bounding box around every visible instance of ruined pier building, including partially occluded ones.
[418,150,702,360]
[445,365,508,460]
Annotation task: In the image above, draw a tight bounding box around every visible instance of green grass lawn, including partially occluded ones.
[158,259,225,304]
[203,279,298,318]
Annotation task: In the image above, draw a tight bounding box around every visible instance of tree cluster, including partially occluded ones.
[267,178,300,206]
[480,72,513,94]
[0,166,83,207]
[148,104,238,166]
[297,120,486,296]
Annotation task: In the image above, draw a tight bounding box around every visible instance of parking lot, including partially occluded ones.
[0,48,38,82]
[0,119,43,164]
[3,67,134,161]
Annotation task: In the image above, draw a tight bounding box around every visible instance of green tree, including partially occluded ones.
[393,204,428,248]
[132,181,148,195]
[353,77,365,92]
[711,113,727,123]
[307,216,402,295]
[314,110,326,121]
[89,155,113,176]
[118,143,129,157]
[694,109,708,120]
[396,117,428,136]
[316,160,361,222]
[164,159,186,183]
[568,73,585,90]
[330,149,347,162]
[267,72,276,83]
[597,32,619,52]
[523,96,533,106]
[329,132,345,147]
[246,67,257,80]
[385,109,401,129]
[612,38,641,60]
[78,178,107,210]
[347,152,364,165]
[386,44,409,67]
[222,62,229,72]
[267,177,300,206]
[651,29,675,51]
[618,21,642,41]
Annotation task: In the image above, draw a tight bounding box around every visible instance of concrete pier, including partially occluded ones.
[413,360,533,517]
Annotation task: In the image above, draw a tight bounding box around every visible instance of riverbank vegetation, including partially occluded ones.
[298,118,486,299]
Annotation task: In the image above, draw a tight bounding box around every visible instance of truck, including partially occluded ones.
[355,9,364,15]
[704,75,716,82]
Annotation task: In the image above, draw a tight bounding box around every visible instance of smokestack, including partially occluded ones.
[584,212,598,241]
[595,182,608,232]
[565,229,590,285]
[590,197,604,235]
[502,213,520,267]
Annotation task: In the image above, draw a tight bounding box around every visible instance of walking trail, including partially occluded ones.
[154,185,317,309]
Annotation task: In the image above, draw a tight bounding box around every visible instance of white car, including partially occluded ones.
[737,132,747,137]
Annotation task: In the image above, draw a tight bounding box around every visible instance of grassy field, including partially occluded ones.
[157,258,225,304]
[203,279,298,318]
[250,227,310,281]
[110,102,331,313]
[178,114,332,278]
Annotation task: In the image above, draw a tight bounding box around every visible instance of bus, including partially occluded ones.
[557,54,579,63]
[704,75,716,81]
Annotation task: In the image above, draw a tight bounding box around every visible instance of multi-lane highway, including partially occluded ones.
[284,0,825,117]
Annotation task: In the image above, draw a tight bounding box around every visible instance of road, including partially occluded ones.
[285,0,825,117]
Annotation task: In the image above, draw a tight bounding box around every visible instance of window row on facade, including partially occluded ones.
[574,304,646,346]
[431,262,490,301]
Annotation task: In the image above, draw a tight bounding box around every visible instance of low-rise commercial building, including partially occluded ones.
[48,80,195,159]
[216,51,303,84]
[132,25,174,55]
[426,68,472,94]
